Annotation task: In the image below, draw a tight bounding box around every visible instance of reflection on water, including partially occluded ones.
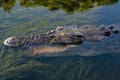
[0,0,118,13]
[25,45,77,56]
[0,0,16,13]
[33,45,70,55]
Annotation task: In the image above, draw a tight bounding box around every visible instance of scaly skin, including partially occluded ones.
[4,24,119,47]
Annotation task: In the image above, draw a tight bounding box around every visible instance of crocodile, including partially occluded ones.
[4,24,119,47]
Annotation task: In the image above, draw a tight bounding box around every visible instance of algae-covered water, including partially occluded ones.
[0,0,120,80]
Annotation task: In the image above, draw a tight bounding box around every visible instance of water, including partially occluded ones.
[0,0,120,80]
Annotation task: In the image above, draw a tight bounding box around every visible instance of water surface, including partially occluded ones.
[0,0,120,80]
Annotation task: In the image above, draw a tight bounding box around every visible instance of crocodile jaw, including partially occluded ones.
[4,37,19,47]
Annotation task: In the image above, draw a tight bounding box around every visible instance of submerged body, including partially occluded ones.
[4,24,119,47]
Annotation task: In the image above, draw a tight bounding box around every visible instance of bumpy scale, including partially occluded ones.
[4,24,119,47]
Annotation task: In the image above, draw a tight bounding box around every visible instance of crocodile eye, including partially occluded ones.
[113,30,119,34]
[109,25,115,30]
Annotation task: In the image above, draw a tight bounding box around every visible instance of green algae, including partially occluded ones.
[0,0,120,80]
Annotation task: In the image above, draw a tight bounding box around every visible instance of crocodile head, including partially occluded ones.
[4,36,22,47]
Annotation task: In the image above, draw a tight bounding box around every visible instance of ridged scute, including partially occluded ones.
[78,25,110,41]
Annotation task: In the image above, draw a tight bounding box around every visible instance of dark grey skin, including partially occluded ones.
[4,26,84,47]
[20,32,84,45]
[4,25,119,47]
